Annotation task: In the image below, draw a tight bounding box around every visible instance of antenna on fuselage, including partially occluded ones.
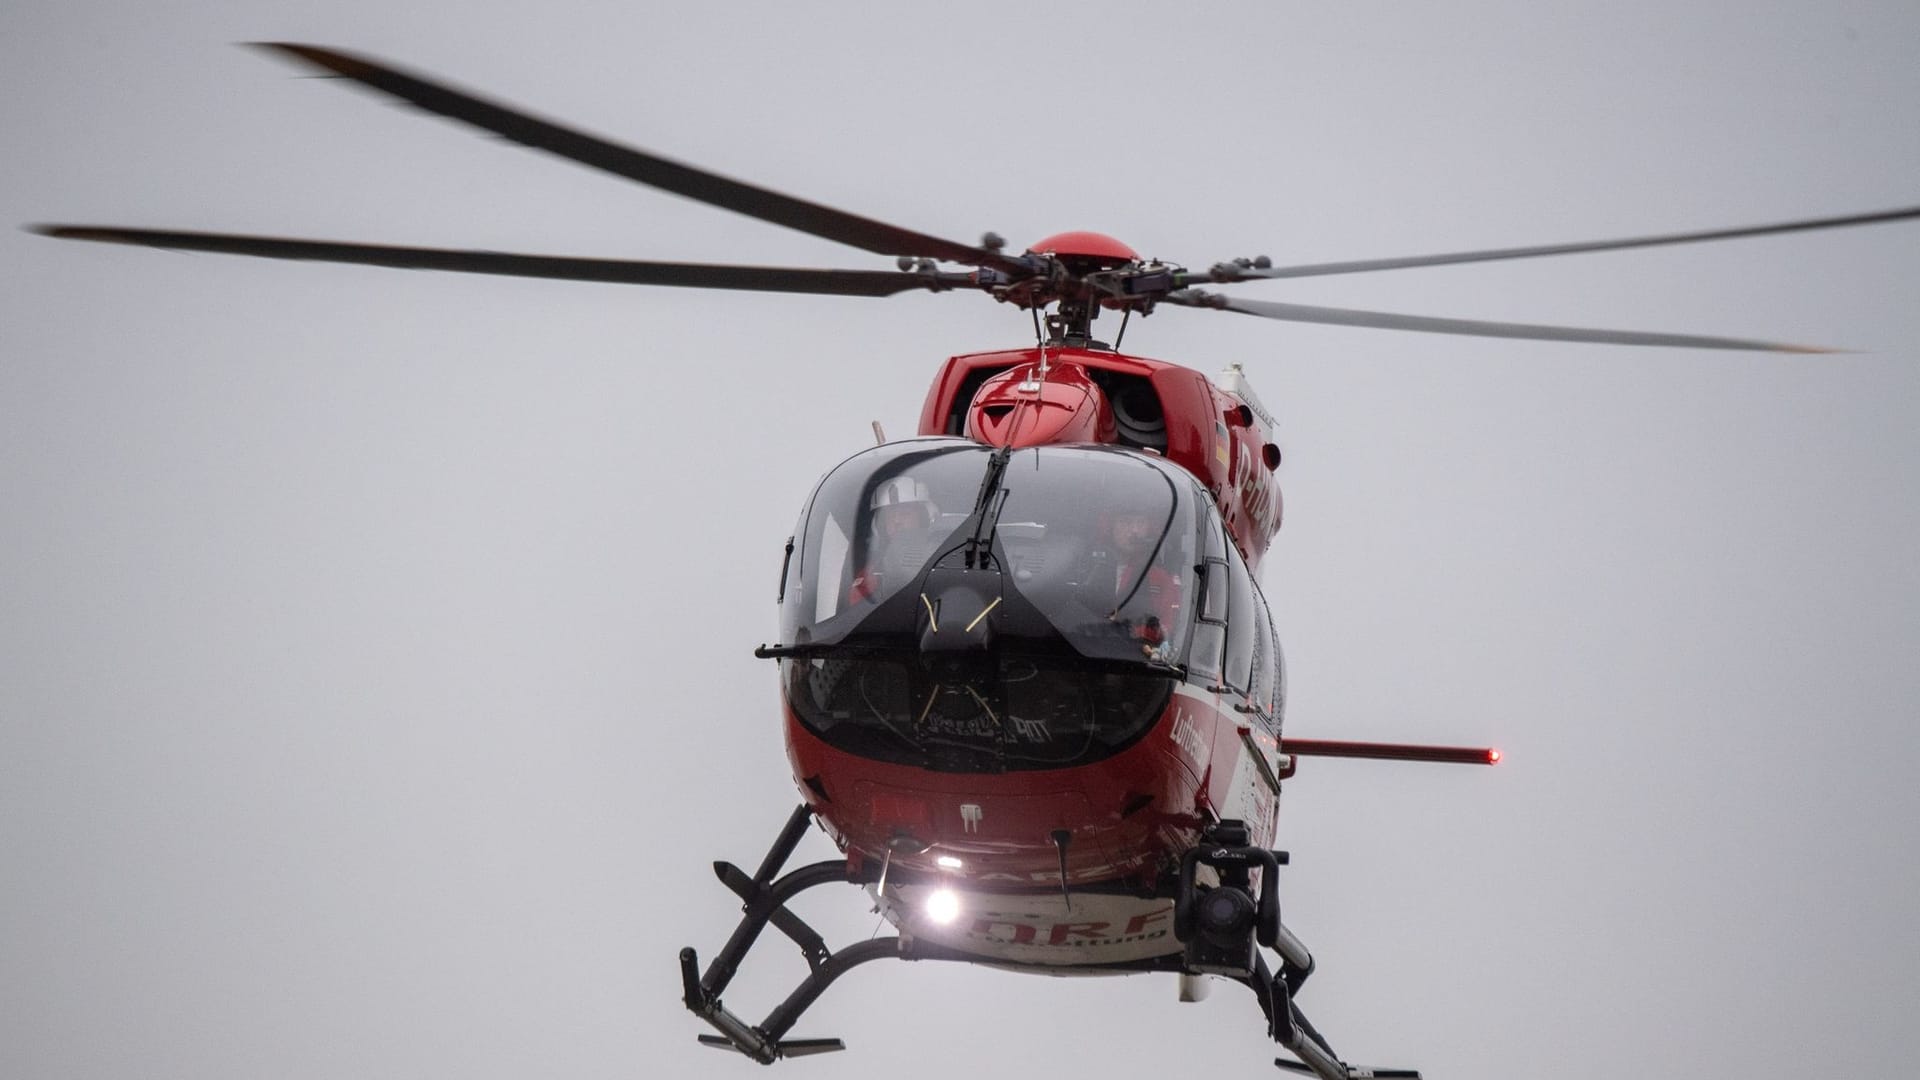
[1050,829,1073,913]
[1027,305,1049,391]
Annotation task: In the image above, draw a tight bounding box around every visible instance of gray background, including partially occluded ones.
[4,3,1917,1078]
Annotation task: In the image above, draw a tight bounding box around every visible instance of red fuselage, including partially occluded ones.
[775,348,1287,965]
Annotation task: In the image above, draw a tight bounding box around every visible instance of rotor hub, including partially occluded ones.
[1027,231,1140,270]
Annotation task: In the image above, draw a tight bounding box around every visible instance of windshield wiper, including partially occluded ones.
[959,446,1013,569]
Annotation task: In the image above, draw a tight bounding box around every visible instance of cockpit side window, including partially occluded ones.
[1223,543,1257,694]
[1187,511,1228,682]
[1247,578,1278,726]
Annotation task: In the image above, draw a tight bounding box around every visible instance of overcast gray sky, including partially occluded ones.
[5,3,1918,1079]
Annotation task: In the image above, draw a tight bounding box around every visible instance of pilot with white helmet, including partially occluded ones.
[846,476,937,605]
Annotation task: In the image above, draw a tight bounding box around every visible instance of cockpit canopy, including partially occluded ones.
[780,438,1219,669]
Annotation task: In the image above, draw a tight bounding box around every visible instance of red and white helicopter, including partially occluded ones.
[34,45,1920,1080]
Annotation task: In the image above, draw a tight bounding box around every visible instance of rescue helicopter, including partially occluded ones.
[32,45,1920,1080]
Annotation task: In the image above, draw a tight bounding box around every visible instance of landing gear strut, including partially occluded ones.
[679,804,991,1062]
[677,804,887,1062]
[1173,820,1424,1080]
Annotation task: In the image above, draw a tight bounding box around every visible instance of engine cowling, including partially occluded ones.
[963,361,1118,447]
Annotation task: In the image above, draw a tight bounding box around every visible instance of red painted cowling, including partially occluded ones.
[963,361,1118,447]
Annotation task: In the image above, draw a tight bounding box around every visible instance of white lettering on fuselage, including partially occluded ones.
[966,908,1172,949]
[1233,436,1280,538]
[1171,706,1207,766]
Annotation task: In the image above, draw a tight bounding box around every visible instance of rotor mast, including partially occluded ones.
[1022,230,1147,350]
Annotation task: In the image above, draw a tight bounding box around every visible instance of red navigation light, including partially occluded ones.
[1488,749,1503,765]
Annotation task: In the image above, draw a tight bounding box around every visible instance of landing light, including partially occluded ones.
[935,855,964,870]
[925,888,961,925]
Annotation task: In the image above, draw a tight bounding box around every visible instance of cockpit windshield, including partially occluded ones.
[780,438,1202,668]
[779,438,1207,773]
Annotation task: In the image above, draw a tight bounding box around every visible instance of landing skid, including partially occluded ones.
[1240,949,1422,1080]
[1183,819,1423,1080]
[677,804,890,1062]
[679,804,1423,1079]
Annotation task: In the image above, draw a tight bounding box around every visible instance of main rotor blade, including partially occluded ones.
[1209,205,1920,282]
[1164,289,1835,352]
[252,43,1030,276]
[32,225,974,297]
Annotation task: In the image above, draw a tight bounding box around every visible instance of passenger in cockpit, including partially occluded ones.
[1105,507,1184,657]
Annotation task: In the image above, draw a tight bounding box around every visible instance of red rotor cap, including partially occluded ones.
[1026,231,1139,264]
